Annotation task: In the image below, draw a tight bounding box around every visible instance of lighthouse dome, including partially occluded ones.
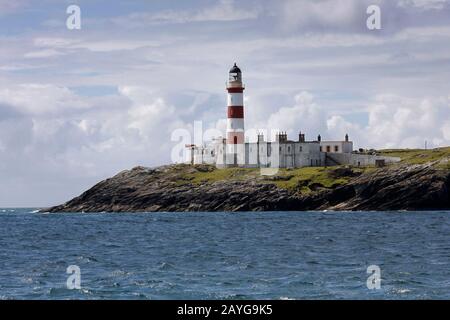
[229,63,242,82]
[229,63,241,74]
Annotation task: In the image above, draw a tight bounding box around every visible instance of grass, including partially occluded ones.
[171,147,450,193]
[379,147,450,166]
[178,165,360,194]
[186,167,260,184]
[263,167,348,192]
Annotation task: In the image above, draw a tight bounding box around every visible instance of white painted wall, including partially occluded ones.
[320,141,353,154]
[326,153,401,166]
[227,93,243,106]
[226,118,244,131]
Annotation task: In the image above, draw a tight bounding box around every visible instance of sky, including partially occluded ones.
[0,0,450,207]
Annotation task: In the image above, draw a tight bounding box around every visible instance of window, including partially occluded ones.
[234,136,237,144]
[326,146,331,152]
[334,145,339,152]
[319,146,322,152]
[299,146,303,152]
[288,146,291,153]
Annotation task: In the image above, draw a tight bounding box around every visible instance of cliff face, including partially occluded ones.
[43,162,450,213]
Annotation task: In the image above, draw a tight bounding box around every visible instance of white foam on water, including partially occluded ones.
[279,296,295,300]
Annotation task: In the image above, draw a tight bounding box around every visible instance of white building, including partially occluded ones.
[190,64,400,169]
[318,134,353,154]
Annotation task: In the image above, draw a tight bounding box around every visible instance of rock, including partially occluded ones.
[41,163,450,213]
[329,167,360,178]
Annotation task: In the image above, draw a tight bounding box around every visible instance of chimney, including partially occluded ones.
[345,134,349,142]
[299,132,305,142]
[317,134,321,142]
[276,132,287,143]
[257,132,265,143]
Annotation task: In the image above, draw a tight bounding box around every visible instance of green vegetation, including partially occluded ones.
[171,147,450,193]
[179,165,363,194]
[262,167,348,193]
[379,147,450,166]
[186,167,260,184]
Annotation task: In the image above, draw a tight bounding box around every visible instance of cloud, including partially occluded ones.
[326,94,450,149]
[191,0,261,22]
[0,83,190,206]
[110,0,261,28]
[0,84,89,115]
[0,63,43,71]
[250,91,450,150]
[31,37,160,54]
[278,0,375,31]
[364,95,450,148]
[264,92,327,139]
[24,49,63,58]
[0,0,28,15]
[397,0,449,9]
[277,0,450,34]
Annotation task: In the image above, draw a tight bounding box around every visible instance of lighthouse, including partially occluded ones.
[226,63,245,166]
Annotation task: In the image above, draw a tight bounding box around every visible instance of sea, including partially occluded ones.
[0,208,448,300]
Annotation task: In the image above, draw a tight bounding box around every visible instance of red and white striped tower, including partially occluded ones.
[226,63,245,166]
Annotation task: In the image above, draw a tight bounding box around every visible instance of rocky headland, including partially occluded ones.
[43,148,450,212]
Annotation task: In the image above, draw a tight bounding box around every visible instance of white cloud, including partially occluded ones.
[326,94,450,149]
[0,0,27,15]
[0,82,191,206]
[33,37,80,48]
[265,92,327,138]
[279,0,374,31]
[398,0,449,9]
[0,63,42,71]
[111,0,260,27]
[119,86,185,140]
[364,95,450,148]
[192,0,261,22]
[24,49,63,59]
[32,37,160,53]
[0,84,90,115]
[251,91,450,150]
